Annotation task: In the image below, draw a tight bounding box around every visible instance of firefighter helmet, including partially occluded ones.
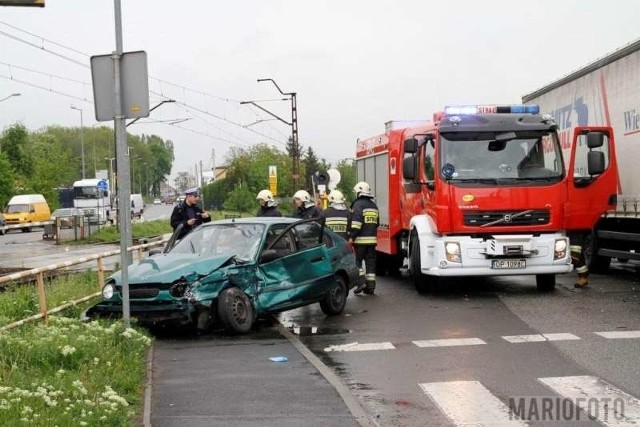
[256,189,274,202]
[292,190,311,203]
[328,190,345,204]
[353,181,372,197]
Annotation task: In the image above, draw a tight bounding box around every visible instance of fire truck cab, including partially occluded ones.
[355,105,617,292]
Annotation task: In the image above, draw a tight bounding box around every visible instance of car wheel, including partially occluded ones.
[320,275,348,315]
[217,287,254,334]
[536,274,555,292]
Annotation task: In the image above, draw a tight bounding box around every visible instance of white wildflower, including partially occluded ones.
[60,345,76,356]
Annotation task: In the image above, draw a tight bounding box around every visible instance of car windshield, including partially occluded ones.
[5,204,29,213]
[171,223,266,260]
[440,130,564,183]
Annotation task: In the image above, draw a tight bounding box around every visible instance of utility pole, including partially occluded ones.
[70,105,85,179]
[242,78,300,188]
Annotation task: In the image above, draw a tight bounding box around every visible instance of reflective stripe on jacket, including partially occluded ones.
[348,197,379,245]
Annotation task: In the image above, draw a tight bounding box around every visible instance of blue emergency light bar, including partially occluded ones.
[444,104,540,115]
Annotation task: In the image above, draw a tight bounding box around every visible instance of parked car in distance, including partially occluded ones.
[153,198,162,205]
[85,218,361,333]
[51,207,84,229]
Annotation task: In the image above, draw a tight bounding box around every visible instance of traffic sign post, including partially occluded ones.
[269,165,278,196]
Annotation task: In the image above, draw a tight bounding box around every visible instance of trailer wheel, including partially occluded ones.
[410,231,437,294]
[536,274,555,292]
[584,233,610,273]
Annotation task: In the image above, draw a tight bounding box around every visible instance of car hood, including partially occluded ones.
[111,253,235,284]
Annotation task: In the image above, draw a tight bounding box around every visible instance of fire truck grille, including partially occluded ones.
[463,210,550,226]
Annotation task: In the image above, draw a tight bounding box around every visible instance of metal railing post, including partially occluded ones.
[36,272,48,324]
[97,257,105,290]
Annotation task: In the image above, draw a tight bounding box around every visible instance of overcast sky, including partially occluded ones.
[1,0,639,184]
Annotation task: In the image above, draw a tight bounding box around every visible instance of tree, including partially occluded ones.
[174,172,192,194]
[223,182,254,213]
[27,132,75,210]
[0,152,16,208]
[0,123,33,178]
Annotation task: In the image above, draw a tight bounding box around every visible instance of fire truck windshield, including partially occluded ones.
[439,130,564,183]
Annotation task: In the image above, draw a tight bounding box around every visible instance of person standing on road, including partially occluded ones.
[348,181,379,295]
[569,231,589,288]
[170,187,211,240]
[323,190,350,240]
[292,190,324,222]
[256,189,282,217]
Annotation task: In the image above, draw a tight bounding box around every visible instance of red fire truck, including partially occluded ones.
[355,105,618,292]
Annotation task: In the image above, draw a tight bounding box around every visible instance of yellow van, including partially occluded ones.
[3,194,52,232]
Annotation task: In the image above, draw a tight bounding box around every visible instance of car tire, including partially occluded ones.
[411,230,437,294]
[536,274,555,292]
[320,274,348,315]
[217,287,254,334]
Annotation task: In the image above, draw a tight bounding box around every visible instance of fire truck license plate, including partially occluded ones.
[491,259,526,269]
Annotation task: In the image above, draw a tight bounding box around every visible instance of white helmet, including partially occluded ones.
[292,190,311,203]
[353,181,372,197]
[256,189,274,202]
[328,190,345,204]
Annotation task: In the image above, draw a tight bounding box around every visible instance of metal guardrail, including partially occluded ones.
[1,220,53,233]
[0,238,168,331]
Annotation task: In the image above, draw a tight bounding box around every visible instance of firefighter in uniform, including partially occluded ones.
[256,189,282,217]
[569,232,589,288]
[323,190,350,239]
[292,190,325,222]
[348,181,379,295]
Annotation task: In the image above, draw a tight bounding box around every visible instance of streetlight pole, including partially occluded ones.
[70,105,85,179]
[0,92,21,103]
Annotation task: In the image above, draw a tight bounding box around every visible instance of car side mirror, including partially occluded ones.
[404,137,418,154]
[587,132,604,148]
[587,151,605,175]
[403,156,417,180]
[259,249,280,263]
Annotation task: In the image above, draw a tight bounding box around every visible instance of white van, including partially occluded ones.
[130,194,145,219]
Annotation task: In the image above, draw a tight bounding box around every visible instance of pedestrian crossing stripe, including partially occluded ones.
[413,338,486,348]
[594,330,640,339]
[419,377,640,426]
[323,342,395,352]
[419,380,528,426]
[539,376,640,426]
[502,333,581,343]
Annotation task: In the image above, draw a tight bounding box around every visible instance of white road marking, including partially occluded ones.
[539,375,640,426]
[502,333,581,343]
[419,380,528,426]
[323,342,395,352]
[595,330,640,339]
[412,337,486,348]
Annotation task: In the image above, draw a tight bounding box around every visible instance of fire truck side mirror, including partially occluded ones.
[587,132,604,148]
[403,156,417,181]
[404,138,419,154]
[587,151,605,175]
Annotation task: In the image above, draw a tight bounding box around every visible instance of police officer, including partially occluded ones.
[323,190,350,239]
[292,190,324,222]
[348,181,379,295]
[170,187,211,240]
[569,231,589,288]
[256,189,282,217]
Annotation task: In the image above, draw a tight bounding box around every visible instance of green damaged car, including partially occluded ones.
[85,217,361,333]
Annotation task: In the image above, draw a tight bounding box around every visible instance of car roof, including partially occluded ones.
[200,217,299,227]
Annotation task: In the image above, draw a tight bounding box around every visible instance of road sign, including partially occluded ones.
[269,165,277,196]
[91,50,150,121]
[97,179,109,191]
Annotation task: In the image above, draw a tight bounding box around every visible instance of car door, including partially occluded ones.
[257,220,334,312]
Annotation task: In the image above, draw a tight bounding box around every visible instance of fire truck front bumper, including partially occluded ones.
[420,233,573,277]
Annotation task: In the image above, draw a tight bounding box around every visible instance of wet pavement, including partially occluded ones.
[150,322,361,427]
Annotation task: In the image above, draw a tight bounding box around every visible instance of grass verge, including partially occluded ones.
[0,272,152,425]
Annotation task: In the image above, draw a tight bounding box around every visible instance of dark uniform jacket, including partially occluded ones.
[256,206,282,217]
[170,202,211,239]
[324,206,350,239]
[294,204,325,222]
[348,196,379,245]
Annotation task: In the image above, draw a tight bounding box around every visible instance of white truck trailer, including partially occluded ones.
[523,38,640,270]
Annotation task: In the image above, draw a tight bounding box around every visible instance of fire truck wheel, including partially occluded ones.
[536,274,555,292]
[410,231,436,294]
